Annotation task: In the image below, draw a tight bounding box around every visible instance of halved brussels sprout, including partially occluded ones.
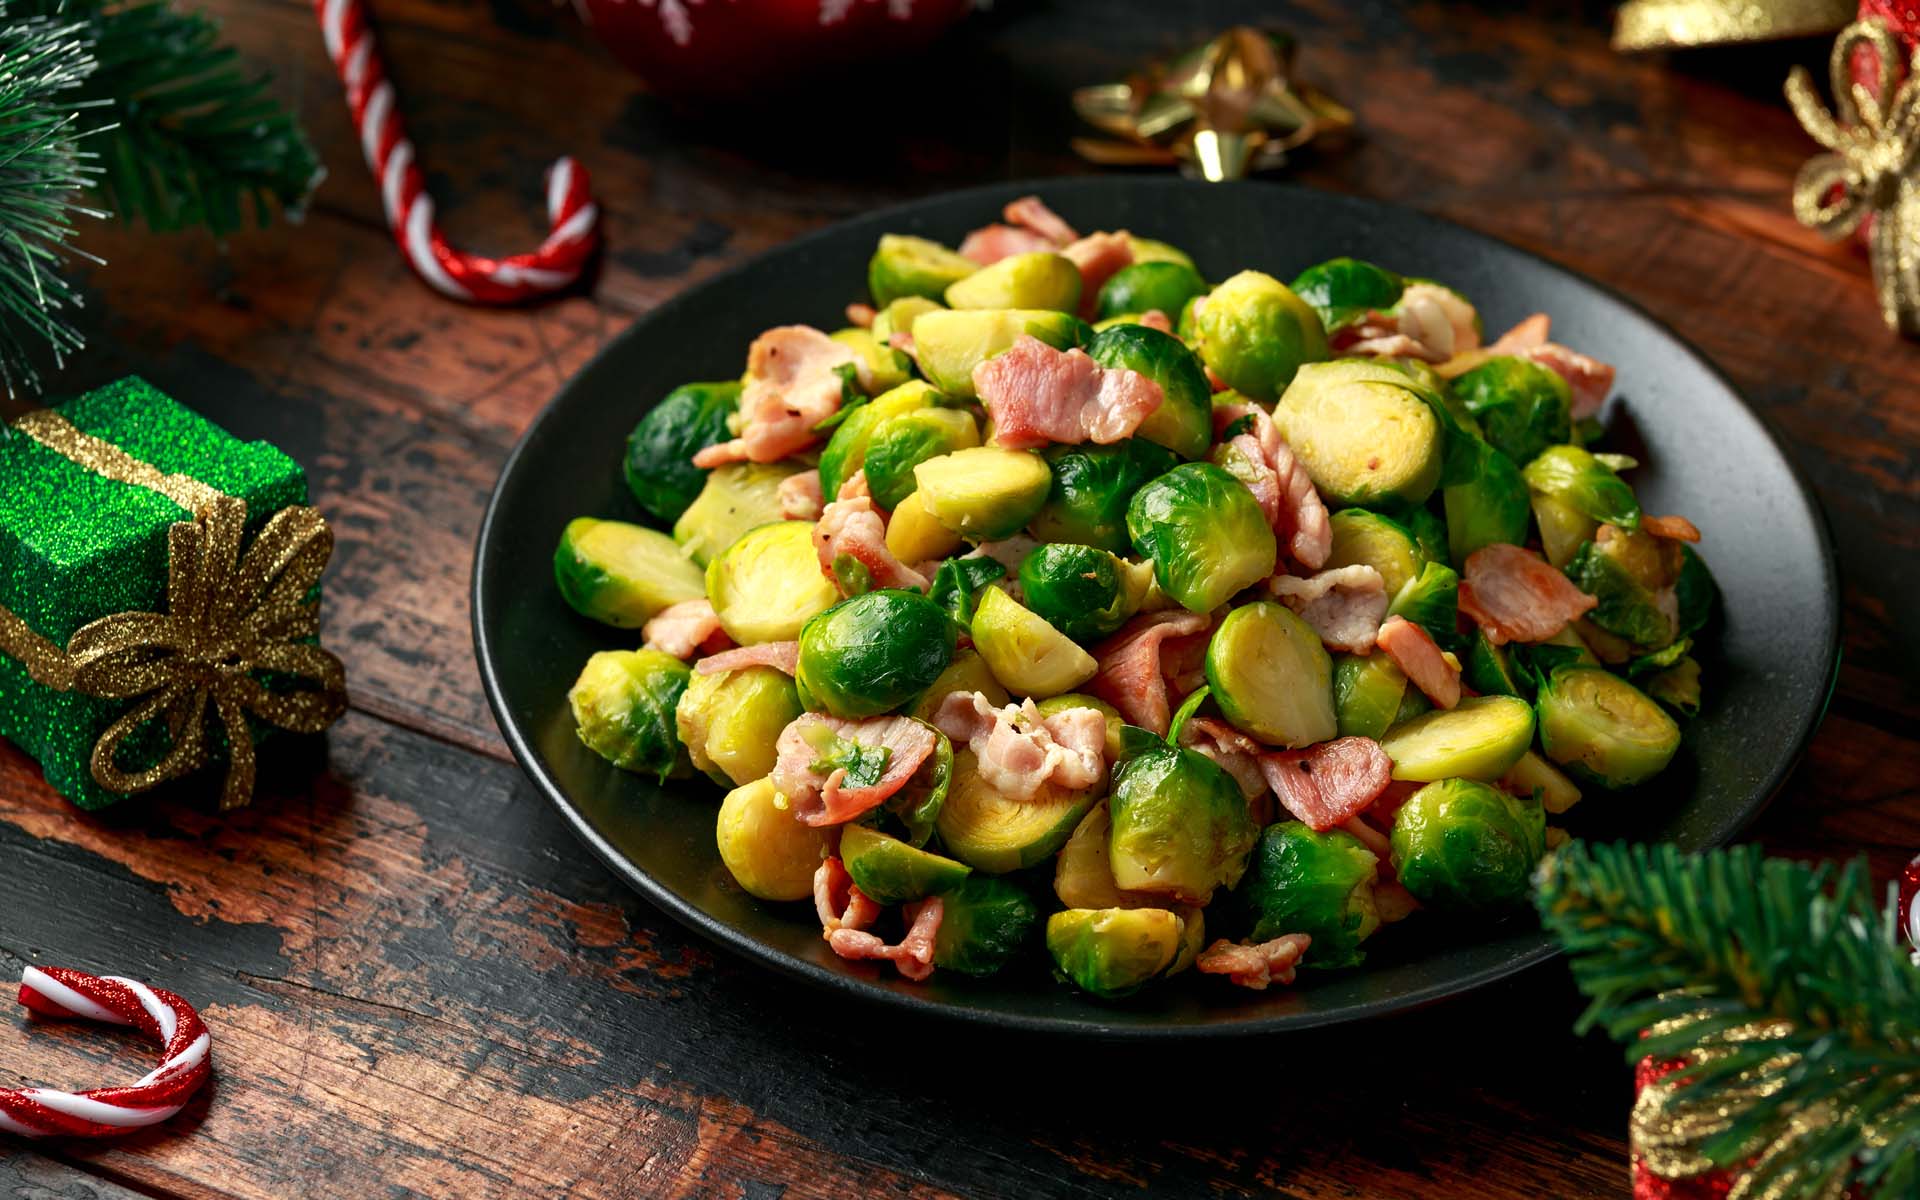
[830,327,913,395]
[885,490,964,563]
[945,251,1082,313]
[1332,652,1410,740]
[672,462,796,567]
[839,823,971,905]
[1054,803,1158,909]
[1085,323,1214,460]
[1389,778,1545,910]
[938,747,1096,873]
[1378,694,1536,782]
[933,874,1040,976]
[1391,680,1433,728]
[1522,444,1640,529]
[1018,543,1151,644]
[1501,748,1582,814]
[1125,235,1196,269]
[1565,538,1677,650]
[1031,439,1180,554]
[869,233,978,306]
[1107,746,1258,904]
[1451,356,1572,467]
[970,585,1098,698]
[796,589,957,719]
[1205,602,1338,748]
[1326,508,1424,597]
[1047,907,1186,999]
[1444,439,1531,563]
[1464,630,1526,699]
[1127,462,1278,612]
[863,407,981,510]
[1388,561,1461,648]
[1234,820,1379,969]
[705,520,840,644]
[676,663,804,787]
[623,381,740,524]
[1537,666,1681,788]
[909,646,1010,721]
[555,517,707,628]
[912,309,1088,400]
[1391,502,1450,566]
[1188,270,1329,401]
[716,777,833,902]
[818,380,941,502]
[568,649,692,781]
[1095,260,1209,322]
[1532,489,1596,569]
[929,555,1008,627]
[1288,256,1404,335]
[1273,360,1444,507]
[914,446,1053,539]
[870,295,944,344]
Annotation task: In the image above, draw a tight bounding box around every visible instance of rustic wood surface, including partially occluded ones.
[1,1,1914,1196]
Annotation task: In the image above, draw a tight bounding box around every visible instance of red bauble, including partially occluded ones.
[1899,852,1920,955]
[1632,1056,1736,1200]
[578,0,972,97]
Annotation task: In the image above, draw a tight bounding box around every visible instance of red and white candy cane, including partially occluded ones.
[0,968,211,1139]
[316,0,601,304]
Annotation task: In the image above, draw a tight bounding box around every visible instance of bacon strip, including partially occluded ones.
[770,714,939,826]
[1214,403,1330,570]
[1257,737,1394,831]
[1137,309,1173,333]
[1340,814,1392,861]
[1088,610,1213,736]
[814,481,929,593]
[1196,933,1312,990]
[813,857,881,935]
[1061,231,1133,318]
[845,302,876,329]
[1377,616,1461,709]
[1270,565,1388,654]
[1458,543,1598,646]
[696,641,798,676]
[692,326,855,468]
[957,223,1058,265]
[973,336,1164,449]
[1641,514,1702,543]
[931,693,1107,802]
[827,896,944,982]
[1334,283,1481,363]
[642,598,732,661]
[778,469,825,521]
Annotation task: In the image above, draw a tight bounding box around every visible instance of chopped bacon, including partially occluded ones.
[770,714,939,827]
[1137,309,1173,333]
[1088,610,1213,736]
[887,331,916,354]
[1182,716,1271,821]
[1375,880,1420,924]
[692,326,855,468]
[1340,814,1393,860]
[1368,778,1424,824]
[813,857,881,935]
[1335,283,1482,363]
[1061,231,1133,318]
[827,896,944,981]
[931,693,1107,802]
[778,469,825,521]
[1377,616,1461,709]
[1641,514,1702,543]
[1215,404,1331,570]
[958,223,1058,265]
[1270,565,1388,654]
[1458,543,1598,646]
[696,641,798,676]
[845,302,876,329]
[1196,933,1312,990]
[1257,737,1394,832]
[1484,313,1551,356]
[973,336,1164,449]
[1004,195,1078,244]
[814,485,929,593]
[641,598,732,660]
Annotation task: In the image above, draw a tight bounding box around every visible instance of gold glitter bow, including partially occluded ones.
[1072,26,1352,182]
[0,410,345,809]
[1787,18,1920,335]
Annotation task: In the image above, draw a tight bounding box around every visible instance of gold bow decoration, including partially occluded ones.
[1787,18,1920,335]
[1072,27,1352,182]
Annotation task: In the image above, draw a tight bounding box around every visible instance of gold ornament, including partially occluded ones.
[1787,18,1920,335]
[1071,26,1352,182]
[1614,0,1853,51]
[0,409,346,809]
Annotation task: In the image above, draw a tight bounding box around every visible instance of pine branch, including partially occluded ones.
[1537,842,1920,1199]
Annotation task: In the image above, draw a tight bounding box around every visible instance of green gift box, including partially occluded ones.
[0,376,344,809]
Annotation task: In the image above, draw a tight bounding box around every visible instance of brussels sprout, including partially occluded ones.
[796,590,957,719]
[1107,746,1258,904]
[676,663,804,787]
[1527,491,1591,569]
[1018,544,1152,644]
[945,251,1082,313]
[1288,256,1405,334]
[1537,666,1681,788]
[1391,680,1434,728]
[914,446,1053,539]
[1030,439,1180,554]
[623,381,741,524]
[1451,356,1572,467]
[863,407,981,510]
[705,520,840,644]
[830,327,913,395]
[1046,907,1186,999]
[818,380,941,502]
[555,517,707,628]
[1204,602,1338,748]
[568,649,692,780]
[1188,270,1329,401]
[1378,694,1536,782]
[1645,655,1702,717]
[716,777,834,902]
[1675,546,1718,637]
[909,646,1010,720]
[672,462,796,567]
[1234,821,1379,969]
[1126,463,1278,612]
[839,823,971,905]
[1501,748,1582,814]
[1326,508,1424,597]
[912,309,1088,400]
[1388,502,1449,566]
[1085,324,1213,460]
[1389,779,1545,910]
[1522,444,1640,530]
[938,747,1096,873]
[928,555,1008,628]
[1095,260,1209,323]
[933,874,1041,976]
[1054,803,1158,909]
[885,491,964,564]
[1444,439,1532,563]
[1332,652,1410,740]
[970,584,1098,699]
[868,233,978,306]
[1464,630,1527,699]
[870,295,944,344]
[1388,561,1461,647]
[1124,235,1197,269]
[1564,539,1676,650]
[1273,360,1444,507]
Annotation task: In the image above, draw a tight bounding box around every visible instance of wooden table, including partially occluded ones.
[1,2,1913,1196]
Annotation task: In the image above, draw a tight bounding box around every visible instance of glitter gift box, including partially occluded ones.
[0,377,320,809]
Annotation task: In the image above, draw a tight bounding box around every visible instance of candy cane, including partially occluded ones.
[316,0,601,304]
[0,968,212,1139]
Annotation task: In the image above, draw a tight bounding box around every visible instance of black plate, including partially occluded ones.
[473,178,1839,1037]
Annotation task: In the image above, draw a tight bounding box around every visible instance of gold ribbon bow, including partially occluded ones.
[1788,18,1920,335]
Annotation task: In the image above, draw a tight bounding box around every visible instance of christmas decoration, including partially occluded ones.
[1613,0,1853,51]
[0,377,346,811]
[0,966,211,1139]
[1900,852,1919,963]
[1538,842,1920,1200]
[1070,27,1352,183]
[317,0,601,304]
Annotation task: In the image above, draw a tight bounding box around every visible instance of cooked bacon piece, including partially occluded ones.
[696,641,799,676]
[1641,514,1702,543]
[771,714,939,826]
[813,857,881,935]
[1061,231,1133,318]
[845,302,876,328]
[887,331,916,354]
[973,336,1164,449]
[1368,778,1424,824]
[1377,616,1461,709]
[641,598,732,660]
[958,223,1057,265]
[828,896,944,981]
[1270,565,1388,654]
[1137,309,1173,333]
[1088,610,1213,736]
[813,486,929,593]
[1215,404,1332,570]
[1336,283,1482,363]
[778,469,825,521]
[1483,313,1551,356]
[692,326,854,468]
[1226,431,1283,526]
[1181,717,1269,819]
[1375,880,1420,924]
[931,692,1106,802]
[1458,543,1598,646]
[1340,814,1392,860]
[1004,194,1078,244]
[1196,933,1312,990]
[1257,736,1393,832]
